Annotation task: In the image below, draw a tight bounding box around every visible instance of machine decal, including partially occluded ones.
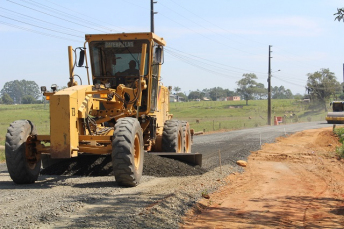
[105,42,134,48]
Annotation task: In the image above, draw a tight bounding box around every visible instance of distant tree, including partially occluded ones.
[254,83,267,100]
[2,93,14,104]
[209,87,226,101]
[236,73,262,105]
[334,8,344,22]
[293,93,303,100]
[22,95,36,104]
[224,89,235,97]
[339,93,344,100]
[272,86,294,99]
[0,80,40,104]
[173,86,181,93]
[176,92,187,101]
[306,68,340,111]
[188,90,204,100]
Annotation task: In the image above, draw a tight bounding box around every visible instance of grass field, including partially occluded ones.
[0,99,327,162]
[170,99,327,132]
[0,104,50,146]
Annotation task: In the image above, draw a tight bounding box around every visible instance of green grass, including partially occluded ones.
[0,99,328,162]
[170,99,327,132]
[0,149,4,162]
[0,104,50,146]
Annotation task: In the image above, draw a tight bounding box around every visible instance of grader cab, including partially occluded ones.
[5,33,201,187]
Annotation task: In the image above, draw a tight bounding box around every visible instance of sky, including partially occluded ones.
[0,0,343,96]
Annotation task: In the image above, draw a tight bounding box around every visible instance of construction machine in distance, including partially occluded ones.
[5,32,202,187]
[326,101,344,124]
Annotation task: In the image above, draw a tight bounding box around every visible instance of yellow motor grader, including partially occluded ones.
[5,32,201,187]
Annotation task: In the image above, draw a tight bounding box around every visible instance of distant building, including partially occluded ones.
[170,94,184,102]
[217,97,227,101]
[227,96,240,101]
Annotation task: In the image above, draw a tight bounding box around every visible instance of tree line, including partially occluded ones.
[174,68,343,111]
[0,80,41,104]
[175,73,295,105]
[1,68,342,111]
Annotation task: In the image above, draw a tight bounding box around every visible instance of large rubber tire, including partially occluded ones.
[162,120,184,153]
[181,121,192,153]
[112,117,144,187]
[5,120,41,184]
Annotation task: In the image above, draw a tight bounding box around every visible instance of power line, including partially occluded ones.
[6,0,109,33]
[165,1,334,72]
[121,0,258,55]
[169,0,268,47]
[160,0,266,51]
[23,0,125,33]
[0,6,87,35]
[0,14,84,38]
[3,0,334,94]
[0,20,80,42]
[166,47,266,75]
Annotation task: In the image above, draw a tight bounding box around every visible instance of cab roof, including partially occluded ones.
[85,32,166,46]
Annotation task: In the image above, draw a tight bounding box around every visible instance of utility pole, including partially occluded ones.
[267,45,272,125]
[151,0,158,33]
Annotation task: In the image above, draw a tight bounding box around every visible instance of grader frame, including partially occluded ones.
[5,32,201,187]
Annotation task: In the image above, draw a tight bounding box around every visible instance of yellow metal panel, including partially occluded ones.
[152,85,170,129]
[85,32,166,46]
[326,117,344,121]
[50,85,92,158]
[50,94,74,158]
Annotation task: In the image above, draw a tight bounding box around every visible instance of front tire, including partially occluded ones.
[162,120,184,153]
[5,120,41,184]
[112,118,144,187]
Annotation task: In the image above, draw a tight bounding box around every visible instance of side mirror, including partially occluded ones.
[154,46,163,64]
[41,86,47,93]
[77,50,85,67]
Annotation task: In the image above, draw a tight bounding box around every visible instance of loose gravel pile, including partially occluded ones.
[41,153,207,177]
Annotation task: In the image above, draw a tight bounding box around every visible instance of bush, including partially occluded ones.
[334,127,344,144]
[1,93,13,104]
[334,127,344,158]
[22,95,36,104]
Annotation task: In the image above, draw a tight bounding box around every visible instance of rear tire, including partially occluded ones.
[5,120,41,184]
[112,117,144,187]
[162,120,184,153]
[181,121,192,153]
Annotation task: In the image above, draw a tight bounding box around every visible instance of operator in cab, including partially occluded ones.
[122,60,139,76]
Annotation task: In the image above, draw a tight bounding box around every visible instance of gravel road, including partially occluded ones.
[0,121,330,228]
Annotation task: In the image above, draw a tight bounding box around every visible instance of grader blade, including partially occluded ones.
[148,152,202,167]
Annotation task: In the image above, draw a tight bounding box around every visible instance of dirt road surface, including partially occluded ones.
[181,127,344,228]
[0,121,337,228]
